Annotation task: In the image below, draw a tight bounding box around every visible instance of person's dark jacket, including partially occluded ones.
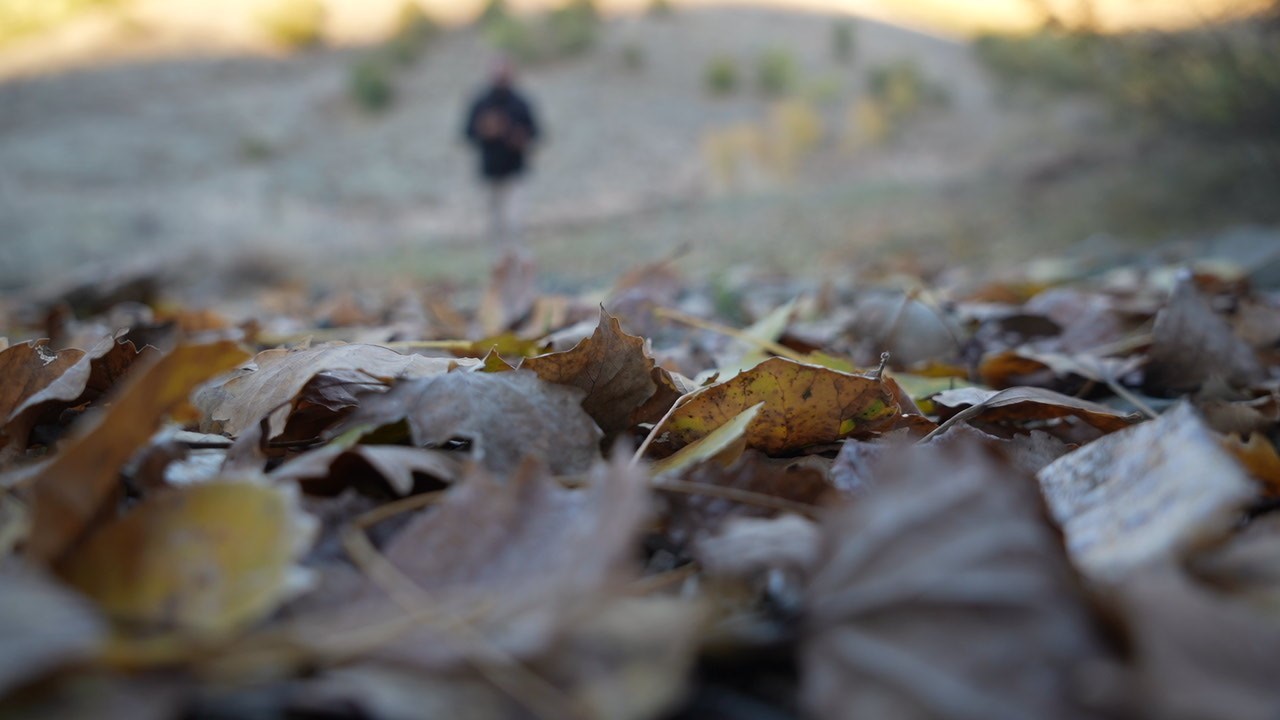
[464,85,539,181]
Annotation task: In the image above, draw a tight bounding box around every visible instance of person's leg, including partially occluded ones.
[486,179,509,246]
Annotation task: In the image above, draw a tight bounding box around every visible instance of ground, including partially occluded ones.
[0,1,1271,302]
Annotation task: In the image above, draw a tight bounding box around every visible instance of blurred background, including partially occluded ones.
[0,0,1277,298]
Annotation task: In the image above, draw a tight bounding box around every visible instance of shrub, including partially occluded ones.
[350,54,396,112]
[621,43,645,72]
[704,56,739,96]
[832,19,856,62]
[258,0,326,50]
[974,23,1280,140]
[482,0,599,64]
[756,48,797,97]
[647,0,674,18]
[477,0,509,27]
[386,1,439,65]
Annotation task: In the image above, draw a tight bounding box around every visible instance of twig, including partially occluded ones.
[341,494,584,720]
[1104,376,1159,420]
[631,393,690,465]
[652,306,809,363]
[651,477,820,519]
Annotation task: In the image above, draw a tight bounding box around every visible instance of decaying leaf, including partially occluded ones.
[331,369,603,475]
[654,357,900,456]
[26,341,248,565]
[695,514,820,580]
[272,441,464,496]
[522,309,657,439]
[61,479,315,635]
[1112,562,1280,720]
[1036,402,1256,581]
[1145,271,1265,394]
[1220,432,1280,494]
[194,343,465,438]
[0,340,85,448]
[0,567,106,695]
[931,386,1137,439]
[802,440,1109,720]
[304,453,649,668]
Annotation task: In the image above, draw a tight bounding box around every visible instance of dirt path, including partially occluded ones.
[0,4,1040,297]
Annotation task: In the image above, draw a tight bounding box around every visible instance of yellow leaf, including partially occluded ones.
[650,403,763,476]
[62,480,315,636]
[656,358,899,455]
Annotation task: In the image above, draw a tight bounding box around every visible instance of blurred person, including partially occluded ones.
[463,58,541,249]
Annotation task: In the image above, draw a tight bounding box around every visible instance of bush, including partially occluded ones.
[647,0,674,18]
[258,0,326,50]
[386,1,439,66]
[477,0,509,26]
[621,43,645,72]
[832,19,856,62]
[974,23,1280,139]
[350,54,396,112]
[482,0,599,64]
[756,48,797,97]
[704,56,739,96]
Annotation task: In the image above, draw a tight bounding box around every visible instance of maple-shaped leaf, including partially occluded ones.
[330,369,603,475]
[194,343,468,438]
[1036,402,1256,581]
[802,440,1109,720]
[62,479,316,635]
[521,309,658,440]
[653,357,900,456]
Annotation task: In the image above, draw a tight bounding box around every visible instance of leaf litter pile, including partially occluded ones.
[2,250,1280,719]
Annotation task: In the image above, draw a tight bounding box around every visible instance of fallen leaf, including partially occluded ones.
[1112,562,1280,720]
[1220,432,1280,494]
[0,567,106,695]
[650,402,762,477]
[1145,271,1265,394]
[931,386,1137,439]
[802,440,1109,720]
[1189,513,1280,616]
[654,357,900,456]
[195,343,464,438]
[26,340,248,565]
[630,366,696,426]
[303,452,649,669]
[695,514,820,580]
[61,479,316,635]
[331,369,603,475]
[1036,402,1256,581]
[272,441,464,496]
[522,309,657,439]
[0,340,84,441]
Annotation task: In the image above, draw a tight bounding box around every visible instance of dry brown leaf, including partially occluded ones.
[331,369,603,475]
[1145,271,1265,394]
[0,567,106,695]
[1036,402,1256,581]
[654,357,900,456]
[62,479,315,635]
[272,441,464,496]
[0,340,84,442]
[521,309,657,439]
[630,366,696,426]
[931,386,1137,439]
[694,514,820,579]
[1189,513,1280,616]
[303,452,649,669]
[802,440,1108,720]
[1112,562,1280,720]
[194,343,465,438]
[26,340,248,565]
